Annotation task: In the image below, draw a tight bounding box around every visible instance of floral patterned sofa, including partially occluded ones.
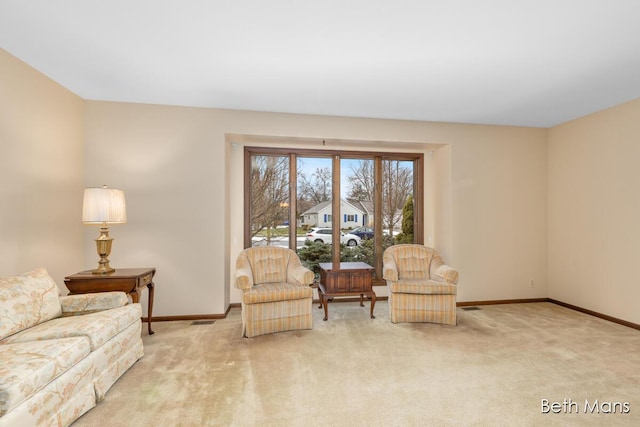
[0,268,144,427]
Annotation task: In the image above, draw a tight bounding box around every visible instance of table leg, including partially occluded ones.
[370,292,376,319]
[360,293,364,307]
[147,282,155,335]
[323,296,329,321]
[317,287,324,309]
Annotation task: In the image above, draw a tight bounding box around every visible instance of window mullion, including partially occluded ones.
[331,154,341,267]
[289,153,297,250]
[413,157,424,245]
[374,156,383,275]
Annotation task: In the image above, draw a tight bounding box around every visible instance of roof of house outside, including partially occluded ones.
[301,199,365,216]
[301,201,331,215]
[349,200,373,214]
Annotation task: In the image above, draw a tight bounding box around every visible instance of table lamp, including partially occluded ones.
[82,185,127,274]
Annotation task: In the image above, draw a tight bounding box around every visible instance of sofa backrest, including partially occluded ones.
[0,267,62,340]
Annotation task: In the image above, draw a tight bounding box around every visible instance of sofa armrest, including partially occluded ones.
[59,292,128,316]
[382,256,398,282]
[234,267,254,290]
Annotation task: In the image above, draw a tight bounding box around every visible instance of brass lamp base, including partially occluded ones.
[92,226,116,275]
[92,264,115,275]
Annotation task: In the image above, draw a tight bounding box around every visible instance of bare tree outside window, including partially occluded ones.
[347,159,413,235]
[250,156,289,244]
[383,160,413,234]
[346,160,375,202]
[298,166,332,204]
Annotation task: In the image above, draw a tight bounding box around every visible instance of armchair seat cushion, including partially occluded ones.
[242,283,313,304]
[388,280,457,295]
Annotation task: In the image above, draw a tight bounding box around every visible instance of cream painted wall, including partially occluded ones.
[451,126,549,301]
[548,98,640,324]
[83,101,548,316]
[432,145,452,263]
[0,49,84,291]
[8,47,640,325]
[83,102,223,317]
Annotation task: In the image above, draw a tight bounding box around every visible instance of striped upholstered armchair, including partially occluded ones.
[383,244,459,325]
[234,247,314,337]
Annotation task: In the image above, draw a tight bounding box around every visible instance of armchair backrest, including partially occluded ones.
[237,246,299,285]
[383,244,437,280]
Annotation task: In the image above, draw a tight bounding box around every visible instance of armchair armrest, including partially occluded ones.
[433,265,459,284]
[289,265,314,286]
[59,292,128,316]
[234,266,254,290]
[382,255,398,282]
[430,252,459,284]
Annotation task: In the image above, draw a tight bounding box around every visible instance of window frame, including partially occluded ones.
[244,146,424,284]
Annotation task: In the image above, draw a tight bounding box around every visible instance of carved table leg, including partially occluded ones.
[370,292,376,319]
[323,296,329,321]
[147,282,155,335]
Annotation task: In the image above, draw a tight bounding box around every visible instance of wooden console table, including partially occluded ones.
[318,262,376,321]
[64,268,156,335]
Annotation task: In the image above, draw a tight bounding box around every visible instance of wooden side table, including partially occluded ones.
[64,268,156,335]
[318,262,376,321]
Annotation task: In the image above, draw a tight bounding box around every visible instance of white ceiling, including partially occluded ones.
[2,0,640,127]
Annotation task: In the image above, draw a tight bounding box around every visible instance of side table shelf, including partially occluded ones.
[64,267,156,335]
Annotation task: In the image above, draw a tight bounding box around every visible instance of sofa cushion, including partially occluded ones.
[242,283,313,304]
[387,279,457,295]
[60,292,128,316]
[0,268,62,341]
[0,336,91,417]
[1,303,142,351]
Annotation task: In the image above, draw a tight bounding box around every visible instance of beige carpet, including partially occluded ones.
[73,301,640,427]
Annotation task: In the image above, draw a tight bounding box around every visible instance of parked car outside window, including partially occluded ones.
[306,227,362,246]
[350,226,374,240]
